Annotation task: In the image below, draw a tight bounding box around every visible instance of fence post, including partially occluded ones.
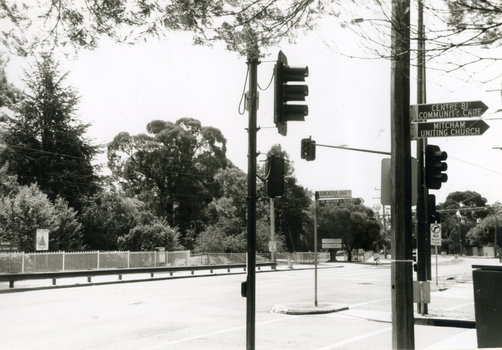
[97,251,100,269]
[127,251,130,268]
[21,252,25,273]
[62,251,65,271]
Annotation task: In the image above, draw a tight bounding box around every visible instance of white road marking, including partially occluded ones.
[140,316,291,349]
[316,326,392,350]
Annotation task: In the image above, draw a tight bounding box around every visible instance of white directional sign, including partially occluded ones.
[410,100,489,121]
[319,198,364,207]
[430,223,442,246]
[322,238,342,249]
[316,190,352,200]
[411,119,490,140]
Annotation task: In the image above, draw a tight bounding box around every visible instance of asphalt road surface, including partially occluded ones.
[1,257,493,349]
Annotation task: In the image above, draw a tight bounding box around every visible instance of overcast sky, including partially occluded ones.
[5,9,502,210]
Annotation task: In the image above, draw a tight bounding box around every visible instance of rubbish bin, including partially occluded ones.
[473,265,502,348]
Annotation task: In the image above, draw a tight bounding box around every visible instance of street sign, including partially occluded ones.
[268,241,277,252]
[430,223,442,246]
[411,119,490,140]
[0,241,20,251]
[316,190,352,200]
[410,101,488,121]
[322,238,342,249]
[319,198,364,207]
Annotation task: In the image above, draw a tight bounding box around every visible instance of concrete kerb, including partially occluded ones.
[272,302,349,315]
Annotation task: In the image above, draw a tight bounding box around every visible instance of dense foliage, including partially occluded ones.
[0,54,100,212]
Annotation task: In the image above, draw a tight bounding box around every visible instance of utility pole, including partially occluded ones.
[246,52,259,350]
[390,0,415,348]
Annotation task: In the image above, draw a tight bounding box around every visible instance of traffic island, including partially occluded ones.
[272,302,348,315]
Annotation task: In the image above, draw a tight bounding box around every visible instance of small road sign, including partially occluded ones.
[411,119,489,140]
[410,100,489,121]
[430,223,442,246]
[322,238,342,249]
[319,198,364,207]
[316,190,352,200]
[269,241,277,252]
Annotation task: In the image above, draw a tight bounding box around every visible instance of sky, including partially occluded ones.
[4,6,502,211]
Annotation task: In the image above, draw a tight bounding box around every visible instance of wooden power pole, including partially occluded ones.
[390,0,415,348]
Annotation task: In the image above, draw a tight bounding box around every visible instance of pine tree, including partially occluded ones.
[0,54,100,211]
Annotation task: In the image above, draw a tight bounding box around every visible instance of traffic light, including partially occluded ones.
[301,137,316,161]
[274,50,308,136]
[266,155,285,198]
[428,194,441,224]
[425,145,448,190]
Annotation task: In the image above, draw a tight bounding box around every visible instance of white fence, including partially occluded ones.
[0,251,329,274]
[0,250,190,273]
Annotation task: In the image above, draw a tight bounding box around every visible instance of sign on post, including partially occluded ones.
[430,223,442,246]
[411,119,490,140]
[319,198,364,207]
[410,101,488,121]
[36,229,49,251]
[268,241,277,252]
[322,238,342,249]
[316,190,352,200]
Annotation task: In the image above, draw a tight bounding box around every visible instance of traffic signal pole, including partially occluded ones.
[390,0,415,348]
[416,0,430,314]
[246,54,259,350]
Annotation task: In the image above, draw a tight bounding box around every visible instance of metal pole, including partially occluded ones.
[416,0,429,315]
[390,0,414,348]
[246,55,259,350]
[270,198,275,263]
[435,246,438,286]
[314,198,318,307]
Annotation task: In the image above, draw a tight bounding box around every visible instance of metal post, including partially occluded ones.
[390,0,414,348]
[270,198,275,263]
[246,54,259,350]
[416,0,429,314]
[314,197,318,307]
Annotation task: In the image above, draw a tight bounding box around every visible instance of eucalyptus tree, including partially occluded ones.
[107,117,227,248]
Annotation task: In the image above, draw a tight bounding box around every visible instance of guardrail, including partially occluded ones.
[0,262,277,289]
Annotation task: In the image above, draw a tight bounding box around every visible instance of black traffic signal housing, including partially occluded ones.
[301,137,316,161]
[266,155,285,198]
[428,194,441,224]
[274,50,308,136]
[425,145,448,190]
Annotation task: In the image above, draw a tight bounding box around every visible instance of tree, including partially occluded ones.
[0,54,100,211]
[117,218,184,252]
[0,56,24,109]
[317,205,382,261]
[107,118,227,248]
[466,204,502,248]
[0,164,83,251]
[79,189,149,250]
[0,0,331,57]
[437,190,488,253]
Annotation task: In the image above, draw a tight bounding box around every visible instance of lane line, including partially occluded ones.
[445,302,474,311]
[316,326,392,350]
[349,298,391,308]
[140,316,291,349]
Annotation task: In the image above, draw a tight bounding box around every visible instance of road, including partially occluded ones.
[1,256,494,349]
